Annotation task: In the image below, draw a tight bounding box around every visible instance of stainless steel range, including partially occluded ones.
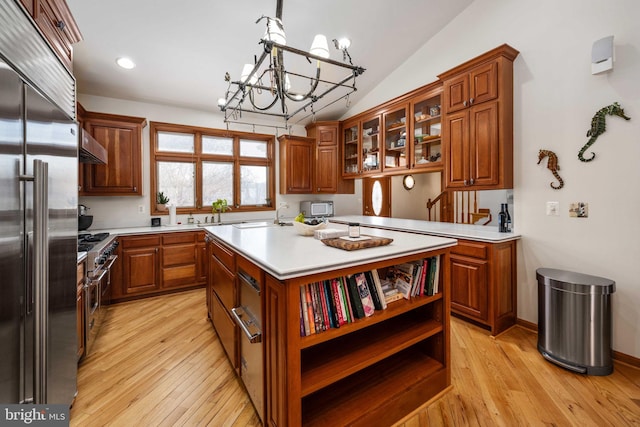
[78,232,119,355]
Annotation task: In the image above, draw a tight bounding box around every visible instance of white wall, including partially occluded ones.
[78,94,362,229]
[345,0,640,357]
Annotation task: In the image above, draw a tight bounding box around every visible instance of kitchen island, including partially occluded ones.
[204,223,456,426]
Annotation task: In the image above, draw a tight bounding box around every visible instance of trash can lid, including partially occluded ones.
[536,268,615,295]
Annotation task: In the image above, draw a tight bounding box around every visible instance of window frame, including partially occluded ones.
[150,121,275,216]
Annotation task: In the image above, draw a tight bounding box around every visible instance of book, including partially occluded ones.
[331,279,346,326]
[299,285,309,336]
[370,269,387,309]
[427,257,437,296]
[364,271,383,310]
[346,274,366,319]
[432,256,441,295]
[317,282,330,331]
[337,277,352,323]
[309,282,322,332]
[385,292,404,304]
[305,283,315,335]
[420,258,429,296]
[355,272,375,317]
[412,263,423,297]
[323,280,339,328]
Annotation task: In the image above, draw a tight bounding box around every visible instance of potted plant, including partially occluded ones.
[156,191,170,211]
[212,198,231,223]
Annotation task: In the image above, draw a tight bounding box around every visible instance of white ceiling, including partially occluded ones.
[67,0,473,125]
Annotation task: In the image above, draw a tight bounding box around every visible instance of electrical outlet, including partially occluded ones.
[546,201,559,216]
[138,205,145,213]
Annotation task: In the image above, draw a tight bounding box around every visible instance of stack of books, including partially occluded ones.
[298,256,441,337]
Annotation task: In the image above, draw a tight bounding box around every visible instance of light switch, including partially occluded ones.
[546,201,559,216]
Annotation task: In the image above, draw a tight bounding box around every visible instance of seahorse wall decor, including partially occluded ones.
[537,149,564,190]
[578,102,631,162]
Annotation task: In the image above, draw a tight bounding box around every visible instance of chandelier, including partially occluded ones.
[217,0,365,130]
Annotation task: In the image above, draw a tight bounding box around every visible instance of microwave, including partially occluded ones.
[300,201,334,218]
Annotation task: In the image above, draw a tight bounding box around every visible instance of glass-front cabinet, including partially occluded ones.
[383,104,409,171]
[342,120,360,177]
[411,89,442,171]
[343,115,383,177]
[361,115,381,174]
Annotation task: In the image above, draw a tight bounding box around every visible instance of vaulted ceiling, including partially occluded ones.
[68,0,473,124]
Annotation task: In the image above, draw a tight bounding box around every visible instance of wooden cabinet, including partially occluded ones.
[120,235,161,297]
[208,237,238,372]
[161,232,205,289]
[34,0,82,71]
[278,135,314,194]
[410,86,443,171]
[306,121,354,194]
[76,258,85,360]
[382,103,409,172]
[449,238,517,335]
[113,231,207,302]
[279,122,353,195]
[341,114,383,177]
[80,111,147,196]
[17,0,82,71]
[439,44,519,190]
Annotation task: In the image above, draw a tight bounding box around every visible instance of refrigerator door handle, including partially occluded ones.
[32,159,48,404]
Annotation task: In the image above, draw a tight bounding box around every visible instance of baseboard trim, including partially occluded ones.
[516,317,640,369]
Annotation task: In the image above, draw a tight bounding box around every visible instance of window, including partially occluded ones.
[150,122,275,215]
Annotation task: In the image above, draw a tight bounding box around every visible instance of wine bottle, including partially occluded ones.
[498,204,507,233]
[504,203,512,232]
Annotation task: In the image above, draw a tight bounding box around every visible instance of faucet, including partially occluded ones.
[274,202,289,224]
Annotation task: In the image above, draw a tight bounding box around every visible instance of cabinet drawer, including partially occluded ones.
[211,257,236,311]
[163,232,196,245]
[237,255,263,286]
[451,240,488,259]
[212,239,235,271]
[163,244,196,267]
[163,265,197,288]
[121,235,161,249]
[211,292,237,370]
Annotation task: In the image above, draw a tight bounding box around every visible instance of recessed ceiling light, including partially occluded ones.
[116,57,136,69]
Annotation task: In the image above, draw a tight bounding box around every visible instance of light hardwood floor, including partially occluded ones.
[71,288,640,426]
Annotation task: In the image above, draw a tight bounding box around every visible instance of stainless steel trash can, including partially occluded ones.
[537,268,615,375]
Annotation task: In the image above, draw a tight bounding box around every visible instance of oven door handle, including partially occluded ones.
[231,307,262,343]
[103,254,118,271]
[90,268,108,285]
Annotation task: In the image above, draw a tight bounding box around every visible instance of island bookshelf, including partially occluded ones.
[264,247,451,426]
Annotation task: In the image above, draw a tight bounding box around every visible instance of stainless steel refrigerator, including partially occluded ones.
[0,0,78,405]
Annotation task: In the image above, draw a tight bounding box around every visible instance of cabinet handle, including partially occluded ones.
[56,20,65,31]
[133,186,137,192]
[463,100,468,107]
[469,97,474,105]
[470,178,475,185]
[464,179,468,186]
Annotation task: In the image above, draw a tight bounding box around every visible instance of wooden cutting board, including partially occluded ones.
[321,235,393,251]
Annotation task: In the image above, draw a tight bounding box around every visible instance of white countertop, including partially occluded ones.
[330,216,520,243]
[204,223,457,280]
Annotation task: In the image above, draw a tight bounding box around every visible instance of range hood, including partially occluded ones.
[79,127,107,164]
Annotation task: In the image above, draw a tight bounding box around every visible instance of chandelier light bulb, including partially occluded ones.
[337,37,351,50]
[310,34,330,59]
[217,98,227,107]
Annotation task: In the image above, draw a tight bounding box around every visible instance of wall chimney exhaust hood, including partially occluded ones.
[79,127,107,164]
